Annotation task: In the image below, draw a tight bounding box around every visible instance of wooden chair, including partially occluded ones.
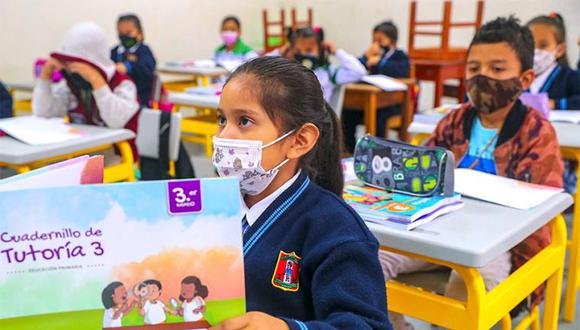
[262,9,286,52]
[409,0,484,107]
[291,8,313,31]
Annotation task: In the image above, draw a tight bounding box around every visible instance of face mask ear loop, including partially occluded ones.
[262,129,296,149]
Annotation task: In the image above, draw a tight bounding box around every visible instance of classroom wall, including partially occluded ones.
[1,0,579,105]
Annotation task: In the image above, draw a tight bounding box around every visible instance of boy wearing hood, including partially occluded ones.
[33,22,140,157]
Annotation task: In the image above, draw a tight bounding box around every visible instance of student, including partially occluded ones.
[101,281,137,328]
[209,57,391,330]
[527,13,580,109]
[214,16,258,68]
[111,14,157,107]
[139,279,177,324]
[270,26,367,102]
[380,17,563,330]
[0,81,13,118]
[32,22,140,158]
[178,276,208,322]
[344,21,411,153]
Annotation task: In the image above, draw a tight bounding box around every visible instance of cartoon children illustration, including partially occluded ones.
[101,281,137,328]
[177,276,208,322]
[138,279,177,325]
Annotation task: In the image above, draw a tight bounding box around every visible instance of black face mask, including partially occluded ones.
[119,34,138,49]
[61,70,93,91]
[295,53,322,70]
[381,45,391,54]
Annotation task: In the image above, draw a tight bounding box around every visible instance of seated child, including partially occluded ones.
[111,14,157,107]
[0,81,13,118]
[343,21,411,153]
[269,26,367,103]
[213,16,258,68]
[211,56,392,329]
[32,22,140,158]
[381,16,563,330]
[527,13,580,110]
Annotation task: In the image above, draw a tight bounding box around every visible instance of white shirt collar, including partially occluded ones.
[530,63,557,94]
[241,170,302,227]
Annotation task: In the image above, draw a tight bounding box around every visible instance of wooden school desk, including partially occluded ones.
[411,58,466,108]
[368,194,572,329]
[343,80,414,142]
[157,63,229,87]
[167,92,220,157]
[0,124,135,183]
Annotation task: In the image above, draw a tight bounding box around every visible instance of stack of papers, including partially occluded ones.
[454,168,563,210]
[549,110,580,124]
[344,181,463,230]
[0,116,84,145]
[361,75,407,91]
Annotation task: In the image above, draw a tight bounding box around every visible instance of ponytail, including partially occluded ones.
[225,57,344,196]
[528,13,569,67]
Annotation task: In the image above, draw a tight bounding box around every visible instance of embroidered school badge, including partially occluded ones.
[271,251,301,292]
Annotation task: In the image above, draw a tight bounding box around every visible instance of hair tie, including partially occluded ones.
[313,25,321,33]
[549,12,558,19]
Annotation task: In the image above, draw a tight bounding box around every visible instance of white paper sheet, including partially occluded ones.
[0,116,83,145]
[549,110,580,124]
[454,168,563,210]
[361,75,408,91]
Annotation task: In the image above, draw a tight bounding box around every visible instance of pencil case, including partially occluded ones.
[353,135,455,197]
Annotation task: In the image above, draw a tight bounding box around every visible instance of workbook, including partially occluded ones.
[343,181,463,230]
[0,178,245,330]
[361,75,407,91]
[0,116,84,145]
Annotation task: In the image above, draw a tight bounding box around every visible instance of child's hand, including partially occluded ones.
[322,41,337,55]
[209,312,290,330]
[366,54,382,67]
[116,62,128,74]
[40,59,63,80]
[365,42,382,58]
[127,54,137,62]
[68,62,106,89]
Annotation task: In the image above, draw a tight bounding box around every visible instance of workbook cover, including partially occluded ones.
[0,178,245,330]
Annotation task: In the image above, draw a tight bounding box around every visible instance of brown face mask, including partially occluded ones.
[466,75,523,114]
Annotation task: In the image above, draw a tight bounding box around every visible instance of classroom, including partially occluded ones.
[1,0,580,329]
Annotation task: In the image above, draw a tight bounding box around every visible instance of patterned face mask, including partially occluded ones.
[466,75,523,114]
[212,131,295,196]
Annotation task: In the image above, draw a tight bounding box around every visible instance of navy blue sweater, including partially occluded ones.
[538,64,580,110]
[359,49,410,78]
[243,172,392,330]
[111,44,156,106]
[0,81,13,118]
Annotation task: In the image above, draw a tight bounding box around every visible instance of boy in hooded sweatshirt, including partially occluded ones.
[33,22,140,157]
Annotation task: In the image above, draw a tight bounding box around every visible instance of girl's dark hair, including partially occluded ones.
[118,14,143,36]
[527,13,569,67]
[101,281,123,309]
[180,276,209,301]
[222,16,241,29]
[289,26,329,67]
[373,21,398,43]
[225,57,344,196]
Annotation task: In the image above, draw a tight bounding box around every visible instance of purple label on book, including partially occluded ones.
[167,180,202,214]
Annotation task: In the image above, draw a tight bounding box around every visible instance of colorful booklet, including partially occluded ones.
[0,178,245,330]
[0,155,103,191]
[343,181,462,230]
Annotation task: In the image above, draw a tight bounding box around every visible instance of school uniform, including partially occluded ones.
[33,22,140,158]
[267,49,367,102]
[111,43,157,107]
[242,171,392,330]
[343,49,411,153]
[213,39,258,67]
[529,63,580,110]
[0,81,13,118]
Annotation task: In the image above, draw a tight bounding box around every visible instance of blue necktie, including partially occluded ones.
[242,215,250,235]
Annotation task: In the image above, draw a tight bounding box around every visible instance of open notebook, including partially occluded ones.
[0,116,84,145]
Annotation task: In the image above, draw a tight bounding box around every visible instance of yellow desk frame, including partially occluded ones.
[385,215,567,330]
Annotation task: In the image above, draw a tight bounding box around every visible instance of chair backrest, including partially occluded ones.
[263,9,286,52]
[329,84,347,119]
[136,108,182,161]
[151,71,163,104]
[291,8,313,31]
[408,0,484,59]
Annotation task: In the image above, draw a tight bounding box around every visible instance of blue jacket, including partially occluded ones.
[111,44,156,107]
[0,82,13,118]
[539,64,580,110]
[243,172,392,330]
[359,49,410,78]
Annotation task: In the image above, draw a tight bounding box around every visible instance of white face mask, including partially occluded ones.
[533,48,557,75]
[212,131,295,196]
